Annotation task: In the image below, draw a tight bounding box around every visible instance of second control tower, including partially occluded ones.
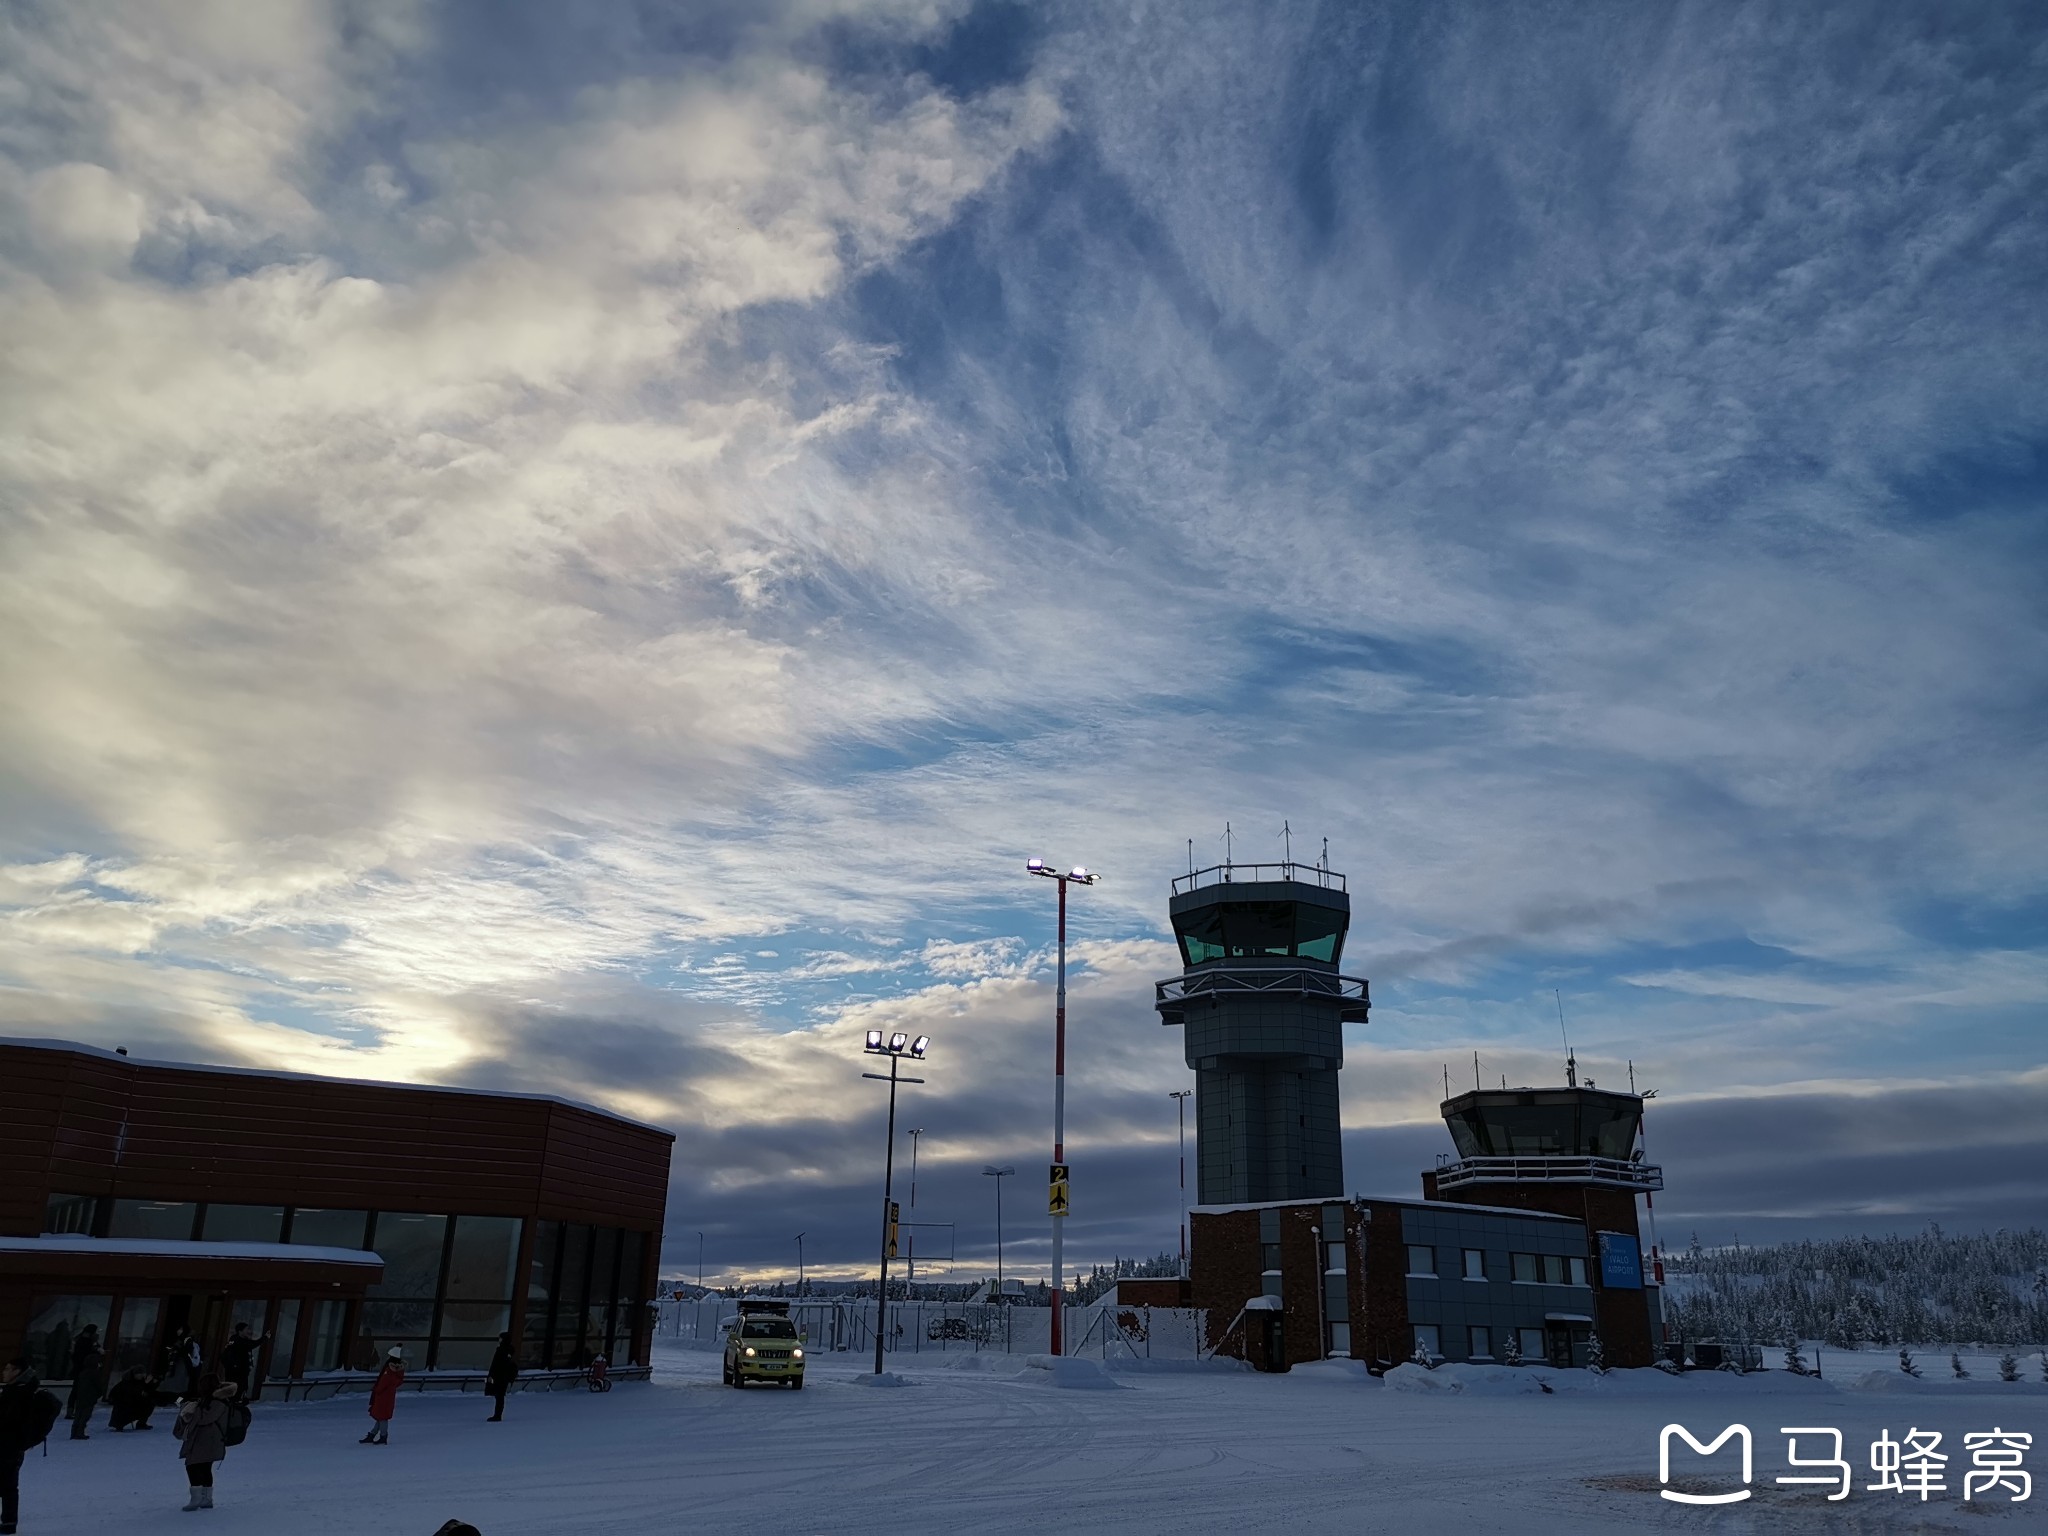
[1155,862,1370,1204]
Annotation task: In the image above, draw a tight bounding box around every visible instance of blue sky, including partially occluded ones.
[1,0,2044,1280]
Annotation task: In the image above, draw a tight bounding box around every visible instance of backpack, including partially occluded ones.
[221,1401,253,1447]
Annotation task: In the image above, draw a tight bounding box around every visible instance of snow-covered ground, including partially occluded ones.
[14,1342,2045,1533]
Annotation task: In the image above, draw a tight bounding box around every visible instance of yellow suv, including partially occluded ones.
[722,1306,806,1389]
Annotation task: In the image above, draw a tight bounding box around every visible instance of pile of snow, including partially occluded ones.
[1102,1356,1248,1375]
[850,1370,913,1388]
[1384,1363,1552,1396]
[1023,1355,1128,1390]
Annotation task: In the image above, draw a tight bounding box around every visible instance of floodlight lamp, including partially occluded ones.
[865,1029,884,1051]
[910,1035,930,1058]
[888,1031,909,1052]
[1026,858,1045,872]
[1069,867,1088,881]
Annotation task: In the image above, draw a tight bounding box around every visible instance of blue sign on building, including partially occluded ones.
[1597,1231,1643,1290]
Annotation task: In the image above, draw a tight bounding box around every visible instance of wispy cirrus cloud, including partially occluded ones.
[2,0,2044,1274]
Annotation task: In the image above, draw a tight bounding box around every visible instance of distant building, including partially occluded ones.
[0,1038,672,1392]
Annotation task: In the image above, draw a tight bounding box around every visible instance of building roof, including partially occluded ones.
[0,1036,674,1139]
[1190,1194,1579,1223]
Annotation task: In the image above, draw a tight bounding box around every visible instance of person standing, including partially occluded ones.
[2,1356,63,1536]
[484,1334,517,1423]
[159,1331,200,1405]
[360,1348,404,1445]
[63,1328,104,1441]
[173,1376,238,1513]
[218,1325,267,1402]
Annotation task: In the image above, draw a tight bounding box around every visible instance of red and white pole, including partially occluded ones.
[1051,874,1067,1356]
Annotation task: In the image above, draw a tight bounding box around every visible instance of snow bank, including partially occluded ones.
[850,1371,913,1388]
[1023,1356,1129,1390]
[944,1353,1025,1374]
[1384,1363,1551,1396]
[1102,1356,1249,1375]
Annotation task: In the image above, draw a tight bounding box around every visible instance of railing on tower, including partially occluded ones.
[1172,861,1347,895]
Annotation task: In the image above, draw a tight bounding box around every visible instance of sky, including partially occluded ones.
[2,0,2045,1282]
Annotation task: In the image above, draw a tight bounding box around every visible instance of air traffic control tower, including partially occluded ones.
[1155,863,1370,1204]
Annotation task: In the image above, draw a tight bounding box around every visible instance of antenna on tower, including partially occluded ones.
[1319,837,1328,874]
[1187,838,1194,878]
[1555,989,1577,1089]
[1473,1050,1481,1092]
[1224,821,1233,871]
[1442,1062,1450,1099]
[1282,819,1292,866]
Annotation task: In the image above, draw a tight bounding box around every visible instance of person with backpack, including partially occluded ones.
[158,1331,200,1406]
[63,1329,104,1441]
[173,1375,243,1512]
[218,1325,268,1402]
[484,1333,517,1423]
[360,1348,404,1445]
[1,1355,65,1535]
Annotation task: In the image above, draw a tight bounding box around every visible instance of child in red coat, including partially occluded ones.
[360,1348,405,1444]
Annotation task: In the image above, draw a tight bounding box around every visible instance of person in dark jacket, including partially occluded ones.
[174,1375,238,1512]
[484,1333,517,1422]
[158,1331,200,1405]
[2,1357,58,1536]
[360,1348,404,1444]
[106,1368,159,1431]
[63,1328,104,1441]
[219,1324,268,1401]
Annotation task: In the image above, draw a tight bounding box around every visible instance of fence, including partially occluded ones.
[655,1298,1207,1361]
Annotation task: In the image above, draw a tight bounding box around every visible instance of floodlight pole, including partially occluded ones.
[862,1037,926,1376]
[697,1230,705,1290]
[1179,1092,1190,1274]
[982,1165,1013,1294]
[907,1128,922,1285]
[1028,858,1096,1356]
[877,1054,900,1373]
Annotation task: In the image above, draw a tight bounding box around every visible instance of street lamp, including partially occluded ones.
[1169,1090,1192,1277]
[862,1029,930,1375]
[1026,857,1098,1355]
[981,1165,1014,1297]
[794,1232,805,1295]
[907,1128,923,1286]
[697,1230,705,1290]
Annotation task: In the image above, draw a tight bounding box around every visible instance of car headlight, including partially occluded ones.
[792,1348,803,1359]
[744,1346,756,1357]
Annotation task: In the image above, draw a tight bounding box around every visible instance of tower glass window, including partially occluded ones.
[1173,900,1349,965]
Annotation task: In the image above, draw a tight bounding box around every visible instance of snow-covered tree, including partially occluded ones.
[1586,1332,1606,1375]
[1501,1329,1522,1366]
[1998,1352,2020,1382]
[1660,1225,2048,1348]
[1899,1347,1921,1378]
[1951,1350,1969,1379]
[1782,1334,1807,1375]
[1411,1338,1435,1370]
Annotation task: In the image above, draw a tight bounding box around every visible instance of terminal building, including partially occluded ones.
[1157,864,1664,1371]
[0,1039,672,1395]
